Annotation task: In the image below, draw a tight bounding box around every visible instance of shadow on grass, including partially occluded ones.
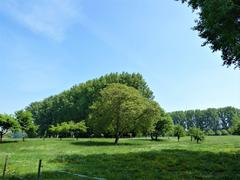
[50,149,240,180]
[130,138,170,142]
[71,141,135,146]
[0,140,19,144]
[5,149,240,179]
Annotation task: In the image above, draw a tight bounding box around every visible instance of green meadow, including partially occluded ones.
[0,136,240,180]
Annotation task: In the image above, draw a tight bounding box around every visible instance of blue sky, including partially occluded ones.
[0,0,239,114]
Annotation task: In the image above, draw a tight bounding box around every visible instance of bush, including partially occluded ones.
[215,130,222,136]
[233,123,240,135]
[227,128,234,135]
[221,130,229,136]
[206,130,215,136]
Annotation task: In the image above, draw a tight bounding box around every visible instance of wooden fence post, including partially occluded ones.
[2,155,8,179]
[37,159,42,180]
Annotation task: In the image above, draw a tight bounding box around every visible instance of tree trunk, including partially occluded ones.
[178,136,180,142]
[114,133,120,144]
[22,130,25,142]
[0,133,3,143]
[151,133,154,140]
[191,136,193,141]
[197,139,199,144]
[155,134,158,141]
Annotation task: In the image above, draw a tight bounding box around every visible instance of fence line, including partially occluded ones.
[57,170,106,180]
[2,156,106,180]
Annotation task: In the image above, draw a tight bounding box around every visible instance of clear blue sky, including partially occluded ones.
[0,0,239,114]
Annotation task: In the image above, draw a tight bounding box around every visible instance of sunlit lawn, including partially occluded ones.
[0,136,240,179]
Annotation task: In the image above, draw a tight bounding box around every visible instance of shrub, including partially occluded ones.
[215,130,222,136]
[221,129,229,136]
[206,129,215,136]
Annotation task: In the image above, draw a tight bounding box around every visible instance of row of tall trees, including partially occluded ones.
[26,72,154,136]
[169,107,240,131]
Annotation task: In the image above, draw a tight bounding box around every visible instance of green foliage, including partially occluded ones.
[151,113,174,140]
[233,123,240,135]
[206,129,215,136]
[192,128,205,143]
[221,129,229,136]
[179,0,240,68]
[49,121,87,140]
[215,130,222,136]
[15,110,35,141]
[174,125,185,141]
[188,127,197,141]
[25,124,39,138]
[68,121,87,139]
[231,114,240,135]
[27,72,154,136]
[170,107,240,131]
[0,114,19,142]
[89,83,160,144]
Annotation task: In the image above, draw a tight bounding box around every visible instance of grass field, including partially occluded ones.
[0,136,240,180]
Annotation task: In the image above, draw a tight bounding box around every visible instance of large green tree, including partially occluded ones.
[89,83,160,144]
[0,114,19,142]
[179,0,240,68]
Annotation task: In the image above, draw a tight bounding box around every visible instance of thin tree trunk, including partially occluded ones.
[0,133,3,143]
[114,133,119,144]
[178,136,180,142]
[191,136,193,141]
[151,133,154,140]
[22,130,25,142]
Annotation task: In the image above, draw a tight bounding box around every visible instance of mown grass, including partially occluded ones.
[0,136,240,179]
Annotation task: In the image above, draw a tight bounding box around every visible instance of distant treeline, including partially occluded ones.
[26,72,154,136]
[169,107,240,131]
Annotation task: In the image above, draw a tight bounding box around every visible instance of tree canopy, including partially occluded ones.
[49,121,87,140]
[26,72,154,136]
[0,114,19,142]
[89,83,161,144]
[151,112,173,140]
[15,110,35,141]
[170,107,240,131]
[179,0,240,68]
[174,125,185,141]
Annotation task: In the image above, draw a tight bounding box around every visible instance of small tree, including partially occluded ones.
[174,125,185,142]
[49,121,87,140]
[0,114,19,143]
[151,113,173,141]
[192,128,205,144]
[15,110,34,141]
[25,124,39,138]
[69,121,87,140]
[188,127,197,141]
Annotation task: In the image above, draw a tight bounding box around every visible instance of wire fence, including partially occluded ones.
[1,155,106,180]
